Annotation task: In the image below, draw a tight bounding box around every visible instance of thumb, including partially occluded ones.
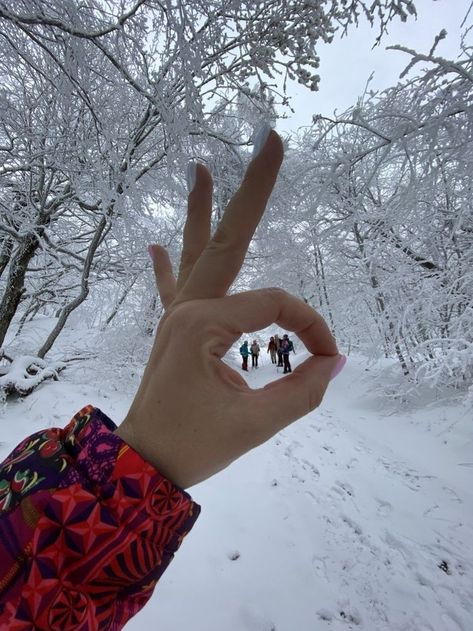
[252,354,346,438]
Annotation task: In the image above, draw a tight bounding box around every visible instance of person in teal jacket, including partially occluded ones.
[0,126,345,630]
[240,340,250,371]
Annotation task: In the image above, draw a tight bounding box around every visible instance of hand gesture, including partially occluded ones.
[115,127,345,488]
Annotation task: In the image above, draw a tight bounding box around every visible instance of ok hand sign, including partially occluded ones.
[116,126,345,489]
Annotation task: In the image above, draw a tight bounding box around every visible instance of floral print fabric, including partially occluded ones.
[0,406,200,630]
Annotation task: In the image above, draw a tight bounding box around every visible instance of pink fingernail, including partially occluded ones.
[147,244,156,262]
[330,355,347,380]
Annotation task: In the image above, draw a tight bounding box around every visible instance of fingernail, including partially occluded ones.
[186,161,197,193]
[252,122,272,159]
[147,244,156,263]
[330,355,347,380]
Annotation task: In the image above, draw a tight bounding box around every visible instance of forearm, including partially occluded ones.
[0,406,200,630]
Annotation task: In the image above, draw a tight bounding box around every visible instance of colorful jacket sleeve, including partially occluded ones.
[0,405,200,630]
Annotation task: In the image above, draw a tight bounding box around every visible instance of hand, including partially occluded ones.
[115,128,344,489]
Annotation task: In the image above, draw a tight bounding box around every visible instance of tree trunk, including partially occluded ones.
[13,297,36,340]
[316,243,335,334]
[0,233,40,347]
[0,237,14,279]
[102,275,138,328]
[37,216,107,358]
[353,221,411,374]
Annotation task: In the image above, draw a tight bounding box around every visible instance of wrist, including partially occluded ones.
[114,419,187,489]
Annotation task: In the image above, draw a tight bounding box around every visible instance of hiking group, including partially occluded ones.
[239,334,295,374]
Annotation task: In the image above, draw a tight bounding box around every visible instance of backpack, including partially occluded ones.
[282,339,293,353]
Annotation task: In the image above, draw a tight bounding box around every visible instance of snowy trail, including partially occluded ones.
[1,352,471,630]
[126,353,472,631]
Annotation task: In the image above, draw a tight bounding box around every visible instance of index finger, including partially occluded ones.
[178,128,284,302]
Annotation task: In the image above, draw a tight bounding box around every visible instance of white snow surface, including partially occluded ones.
[0,349,472,631]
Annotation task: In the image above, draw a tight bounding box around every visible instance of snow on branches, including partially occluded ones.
[0,0,418,365]
[0,351,65,399]
[259,35,473,396]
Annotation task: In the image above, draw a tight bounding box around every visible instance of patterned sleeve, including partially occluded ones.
[0,405,201,630]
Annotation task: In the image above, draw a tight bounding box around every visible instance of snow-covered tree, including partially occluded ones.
[0,0,417,361]
[262,33,473,394]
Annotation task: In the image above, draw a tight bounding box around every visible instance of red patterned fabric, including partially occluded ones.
[0,406,200,630]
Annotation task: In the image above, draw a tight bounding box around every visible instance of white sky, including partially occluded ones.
[279,0,470,132]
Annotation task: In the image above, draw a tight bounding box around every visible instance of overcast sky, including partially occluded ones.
[279,0,470,132]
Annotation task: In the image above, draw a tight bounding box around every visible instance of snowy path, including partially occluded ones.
[1,352,471,630]
[126,354,472,631]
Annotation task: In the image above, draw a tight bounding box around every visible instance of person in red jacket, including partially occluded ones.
[267,336,277,364]
[0,125,346,630]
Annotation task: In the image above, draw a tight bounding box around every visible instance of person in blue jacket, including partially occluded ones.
[281,333,296,374]
[240,340,250,371]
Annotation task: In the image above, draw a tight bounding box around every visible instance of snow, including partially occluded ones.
[0,354,65,398]
[0,347,471,631]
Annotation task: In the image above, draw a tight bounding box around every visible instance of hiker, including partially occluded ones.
[250,339,260,368]
[0,126,345,630]
[240,340,250,371]
[275,334,284,367]
[267,336,277,364]
[281,333,295,374]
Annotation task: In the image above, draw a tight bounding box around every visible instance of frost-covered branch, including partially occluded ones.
[0,1,147,39]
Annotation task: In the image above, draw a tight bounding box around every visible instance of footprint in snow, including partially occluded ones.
[404,476,422,492]
[317,609,333,622]
[440,611,466,631]
[321,444,335,455]
[291,471,306,484]
[305,489,319,503]
[338,608,362,626]
[311,555,329,580]
[374,497,392,517]
[317,607,362,626]
[345,457,359,469]
[340,514,363,537]
[284,440,303,457]
[301,458,320,478]
[378,459,423,491]
[442,486,463,503]
[334,480,355,498]
[354,444,371,455]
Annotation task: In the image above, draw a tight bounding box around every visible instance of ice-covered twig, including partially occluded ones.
[388,41,473,83]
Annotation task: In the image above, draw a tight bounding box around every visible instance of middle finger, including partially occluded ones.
[178,128,284,302]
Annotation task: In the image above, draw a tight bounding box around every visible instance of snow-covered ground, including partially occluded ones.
[1,342,471,631]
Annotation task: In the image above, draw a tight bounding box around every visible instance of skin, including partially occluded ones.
[115,130,343,489]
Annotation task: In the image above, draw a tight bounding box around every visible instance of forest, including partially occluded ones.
[0,0,471,402]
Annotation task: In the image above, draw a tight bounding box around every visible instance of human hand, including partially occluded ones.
[115,126,345,489]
